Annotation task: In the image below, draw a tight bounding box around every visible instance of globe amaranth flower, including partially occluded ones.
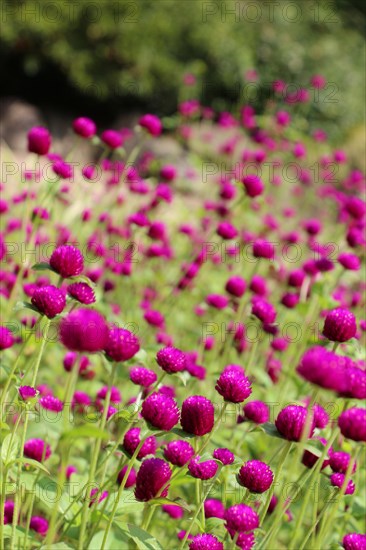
[189,534,224,550]
[225,503,259,533]
[225,275,246,298]
[242,401,270,424]
[30,516,48,536]
[28,127,51,156]
[217,221,238,240]
[117,465,137,488]
[18,385,37,401]
[101,130,123,149]
[160,164,176,181]
[297,347,354,395]
[206,294,229,310]
[50,245,84,278]
[343,533,366,550]
[4,501,14,524]
[252,298,276,324]
[162,504,184,519]
[141,392,180,431]
[163,440,195,466]
[24,439,51,462]
[312,403,330,429]
[238,460,274,493]
[330,473,355,495]
[0,326,15,350]
[323,308,357,343]
[134,458,172,501]
[130,366,157,387]
[89,488,108,507]
[215,364,252,403]
[329,452,357,474]
[204,499,225,519]
[188,456,218,480]
[242,174,264,197]
[67,282,95,304]
[96,385,121,403]
[72,117,96,138]
[31,285,66,318]
[213,448,235,465]
[181,395,215,436]
[302,437,331,469]
[275,405,315,442]
[252,239,275,260]
[338,408,366,442]
[156,346,186,374]
[139,114,162,137]
[104,327,140,362]
[123,427,157,459]
[39,395,64,412]
[60,309,108,353]
[338,253,361,271]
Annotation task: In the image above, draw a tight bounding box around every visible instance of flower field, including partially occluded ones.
[0,86,365,550]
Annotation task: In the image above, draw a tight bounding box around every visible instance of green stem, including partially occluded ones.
[298,489,337,550]
[30,317,51,388]
[259,440,292,524]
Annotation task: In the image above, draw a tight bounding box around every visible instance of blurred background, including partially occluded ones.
[1,0,365,149]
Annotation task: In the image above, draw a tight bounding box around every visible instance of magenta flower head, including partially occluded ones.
[139,114,162,137]
[31,285,66,318]
[189,534,224,550]
[50,245,84,278]
[225,503,259,533]
[275,405,315,442]
[162,504,184,519]
[242,174,264,198]
[134,458,172,501]
[30,516,48,536]
[24,439,51,462]
[252,298,276,324]
[39,395,63,412]
[226,275,246,298]
[96,385,121,403]
[141,392,180,431]
[188,456,218,480]
[238,460,273,493]
[163,440,195,466]
[18,385,37,401]
[117,465,137,488]
[67,282,95,304]
[160,164,176,181]
[104,327,140,362]
[60,308,108,353]
[302,437,331,469]
[242,401,270,424]
[27,127,51,156]
[338,253,361,271]
[130,366,157,387]
[343,533,366,550]
[252,239,275,260]
[216,365,252,403]
[156,346,186,374]
[217,221,238,240]
[123,427,157,459]
[0,326,15,350]
[181,395,215,436]
[330,452,357,474]
[4,501,14,524]
[323,308,357,343]
[204,499,225,519]
[213,448,235,465]
[101,129,123,149]
[330,473,355,495]
[206,294,229,310]
[338,408,366,442]
[72,117,96,138]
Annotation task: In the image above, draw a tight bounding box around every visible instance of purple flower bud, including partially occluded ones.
[163,440,195,466]
[242,175,264,197]
[330,473,355,495]
[238,460,274,493]
[206,294,229,310]
[225,503,259,533]
[50,245,84,278]
[52,160,73,179]
[139,114,162,137]
[24,439,51,462]
[156,346,186,374]
[330,451,357,474]
[104,327,140,362]
[130,366,157,387]
[4,501,14,524]
[225,276,246,298]
[39,395,63,412]
[31,285,66,318]
[30,516,48,536]
[117,465,137,488]
[252,298,276,324]
[189,534,224,550]
[342,533,366,550]
[338,408,366,442]
[134,458,172,501]
[227,530,256,549]
[217,221,238,240]
[18,386,37,401]
[252,239,275,260]
[275,405,315,442]
[181,396,215,436]
[141,392,180,431]
[123,427,156,459]
[338,253,361,271]
[302,437,331,469]
[204,499,225,519]
[28,127,51,156]
[67,282,96,304]
[213,448,235,465]
[101,130,123,149]
[162,504,184,519]
[72,117,96,138]
[323,308,357,343]
[215,365,252,403]
[96,385,121,403]
[0,326,15,350]
[242,401,270,424]
[60,309,108,353]
[188,456,218,480]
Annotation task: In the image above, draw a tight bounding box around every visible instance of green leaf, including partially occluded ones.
[114,522,163,550]
[1,433,20,465]
[0,421,10,432]
[261,423,286,440]
[32,262,56,272]
[11,457,50,474]
[14,301,40,313]
[148,497,191,512]
[61,426,110,441]
[170,428,196,439]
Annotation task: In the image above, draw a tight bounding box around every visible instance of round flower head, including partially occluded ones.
[189,534,224,550]
[252,298,276,325]
[163,440,195,466]
[24,439,51,462]
[144,309,164,328]
[217,221,238,240]
[213,448,235,465]
[156,346,186,374]
[188,456,218,480]
[0,326,15,350]
[215,365,252,403]
[338,408,366,442]
[204,499,225,519]
[302,437,331,469]
[330,451,357,474]
[67,282,96,304]
[343,533,366,550]
[225,503,259,533]
[134,458,172,501]
[242,174,264,197]
[323,308,357,343]
[123,427,157,459]
[60,309,108,353]
[104,327,140,362]
[238,460,274,493]
[30,516,48,536]
[96,385,121,403]
[330,473,355,495]
[181,395,215,436]
[160,164,176,181]
[4,501,14,524]
[338,253,361,271]
[101,130,123,149]
[297,347,348,394]
[139,114,162,136]
[252,239,275,260]
[117,465,137,488]
[18,385,37,401]
[28,126,51,156]
[39,395,63,412]
[130,366,157,387]
[275,405,315,442]
[242,401,270,424]
[206,294,229,310]
[162,504,184,519]
[31,285,66,318]
[226,276,246,298]
[52,160,73,179]
[72,117,96,138]
[312,403,329,429]
[141,392,180,431]
[50,245,84,278]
